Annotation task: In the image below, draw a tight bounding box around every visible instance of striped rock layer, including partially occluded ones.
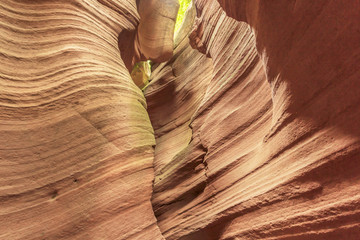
[1,0,360,240]
[0,0,176,239]
[147,0,360,239]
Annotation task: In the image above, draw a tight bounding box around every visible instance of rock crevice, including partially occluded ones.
[146,0,360,239]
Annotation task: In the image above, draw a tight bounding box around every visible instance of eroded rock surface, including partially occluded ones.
[0,0,164,239]
[1,0,359,239]
[146,0,360,239]
[119,0,179,71]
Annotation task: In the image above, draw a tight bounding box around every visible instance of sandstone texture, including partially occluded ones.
[147,0,360,239]
[1,0,359,240]
[0,1,165,239]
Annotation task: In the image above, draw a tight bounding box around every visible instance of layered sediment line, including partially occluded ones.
[0,0,359,239]
[146,0,360,239]
[146,0,272,238]
[0,1,164,239]
[119,0,179,72]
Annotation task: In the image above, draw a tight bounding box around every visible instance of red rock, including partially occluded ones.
[1,0,359,239]
[147,0,360,239]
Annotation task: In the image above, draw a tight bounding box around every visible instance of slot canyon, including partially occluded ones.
[0,0,359,239]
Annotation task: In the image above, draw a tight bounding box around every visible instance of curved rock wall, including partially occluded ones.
[1,0,359,239]
[146,0,272,238]
[144,2,213,220]
[147,0,360,239]
[136,0,179,62]
[119,0,179,71]
[0,0,164,239]
[215,1,360,238]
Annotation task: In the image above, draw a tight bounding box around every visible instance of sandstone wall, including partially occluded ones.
[0,0,165,239]
[1,0,359,239]
[146,0,360,239]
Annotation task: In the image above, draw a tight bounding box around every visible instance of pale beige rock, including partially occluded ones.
[136,0,179,62]
[0,0,163,239]
[119,0,179,71]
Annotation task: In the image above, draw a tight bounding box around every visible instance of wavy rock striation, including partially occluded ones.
[146,0,360,239]
[0,0,165,239]
[119,0,179,72]
[214,1,360,238]
[147,0,271,238]
[1,0,359,239]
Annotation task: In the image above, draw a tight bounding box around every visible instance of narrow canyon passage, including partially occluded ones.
[0,0,359,240]
[129,0,360,239]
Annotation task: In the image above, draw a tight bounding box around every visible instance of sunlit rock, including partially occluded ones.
[0,0,359,239]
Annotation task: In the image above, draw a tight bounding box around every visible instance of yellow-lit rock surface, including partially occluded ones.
[131,61,151,89]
